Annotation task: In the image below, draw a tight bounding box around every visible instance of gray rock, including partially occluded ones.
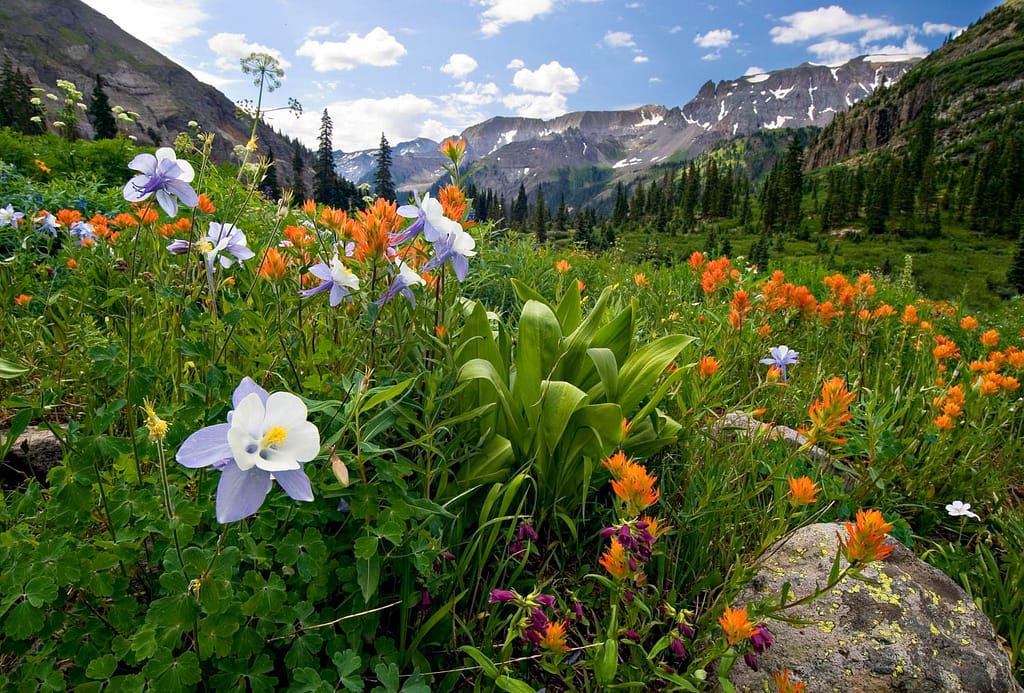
[1,425,62,487]
[710,411,831,464]
[728,523,1021,692]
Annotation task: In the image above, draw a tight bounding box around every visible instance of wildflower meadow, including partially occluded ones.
[1,123,1023,692]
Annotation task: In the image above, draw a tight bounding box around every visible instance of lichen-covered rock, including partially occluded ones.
[1,426,62,488]
[728,523,1021,693]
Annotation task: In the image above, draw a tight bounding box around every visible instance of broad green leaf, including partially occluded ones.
[85,655,119,680]
[585,347,619,403]
[332,649,365,693]
[494,676,537,693]
[455,301,504,371]
[455,434,513,487]
[590,302,634,367]
[554,280,582,333]
[616,334,695,414]
[354,535,379,560]
[372,662,400,693]
[357,555,381,602]
[510,277,548,307]
[512,300,562,416]
[458,359,523,444]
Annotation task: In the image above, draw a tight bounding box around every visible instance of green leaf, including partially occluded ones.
[616,334,694,414]
[372,662,400,693]
[512,300,562,415]
[354,534,379,560]
[585,347,619,402]
[357,378,415,416]
[458,645,499,679]
[510,277,547,306]
[24,575,57,607]
[494,675,537,693]
[85,654,119,680]
[0,357,29,378]
[142,650,201,693]
[7,600,43,639]
[291,667,333,693]
[357,555,381,602]
[332,649,365,693]
[554,280,582,333]
[241,572,286,618]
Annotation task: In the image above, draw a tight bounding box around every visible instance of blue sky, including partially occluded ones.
[80,0,1000,152]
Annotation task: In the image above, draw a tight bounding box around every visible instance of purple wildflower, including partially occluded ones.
[175,377,320,523]
[393,191,455,245]
[0,204,24,228]
[489,589,518,604]
[670,637,687,659]
[375,260,425,307]
[751,624,774,654]
[534,593,556,609]
[743,653,759,671]
[123,147,199,217]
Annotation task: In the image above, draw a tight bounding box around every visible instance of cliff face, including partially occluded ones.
[0,0,306,185]
[805,1,1024,169]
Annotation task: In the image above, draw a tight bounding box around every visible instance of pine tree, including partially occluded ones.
[534,186,548,244]
[555,193,569,237]
[512,183,529,228]
[314,109,339,206]
[263,146,282,200]
[87,74,117,140]
[1009,225,1024,295]
[374,132,396,201]
[291,141,309,202]
[611,182,629,227]
[0,58,45,134]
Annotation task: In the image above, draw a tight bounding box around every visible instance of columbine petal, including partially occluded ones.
[164,178,200,208]
[233,376,269,408]
[216,463,272,522]
[273,468,314,502]
[176,423,233,468]
[154,189,178,217]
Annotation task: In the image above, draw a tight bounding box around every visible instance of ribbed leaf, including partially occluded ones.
[617,334,695,414]
[512,301,562,419]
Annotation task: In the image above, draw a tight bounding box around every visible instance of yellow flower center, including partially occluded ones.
[197,240,214,254]
[261,425,288,447]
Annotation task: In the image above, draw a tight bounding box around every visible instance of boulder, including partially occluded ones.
[728,522,1021,692]
[1,425,62,488]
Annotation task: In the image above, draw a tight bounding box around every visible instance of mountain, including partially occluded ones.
[335,55,918,206]
[805,0,1024,169]
[0,0,306,187]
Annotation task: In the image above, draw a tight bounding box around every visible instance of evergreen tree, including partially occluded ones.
[291,141,309,202]
[87,74,117,140]
[781,136,804,231]
[0,58,45,134]
[1009,225,1024,295]
[555,193,569,237]
[611,182,629,227]
[534,186,548,244]
[263,146,282,200]
[374,132,396,201]
[512,182,529,228]
[313,109,339,206]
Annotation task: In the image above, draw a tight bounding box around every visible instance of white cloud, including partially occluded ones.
[648,76,662,83]
[512,61,580,93]
[863,35,929,59]
[807,39,858,64]
[694,28,736,48]
[633,55,649,63]
[81,0,206,52]
[208,33,291,73]
[479,0,555,36]
[604,31,636,48]
[297,27,407,71]
[743,65,766,76]
[770,6,892,44]
[625,1,641,7]
[441,53,479,78]
[669,25,682,34]
[184,67,241,90]
[923,22,962,36]
[502,92,569,119]
[506,58,526,69]
[306,25,334,37]
[701,51,722,61]
[450,81,501,107]
[266,94,458,152]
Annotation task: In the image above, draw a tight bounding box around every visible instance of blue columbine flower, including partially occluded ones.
[123,147,199,217]
[0,204,25,228]
[176,377,321,523]
[34,211,58,236]
[394,191,454,245]
[422,221,476,281]
[69,221,95,245]
[298,249,360,306]
[759,345,800,382]
[376,260,426,307]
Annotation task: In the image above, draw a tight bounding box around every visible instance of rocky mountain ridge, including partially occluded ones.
[337,55,918,202]
[1,0,305,184]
